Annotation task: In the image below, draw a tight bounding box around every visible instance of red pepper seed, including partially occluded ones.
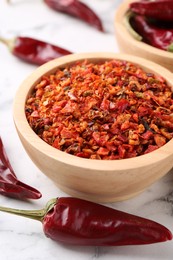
[25,59,173,160]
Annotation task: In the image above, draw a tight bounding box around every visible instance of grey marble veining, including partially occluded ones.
[1,0,173,259]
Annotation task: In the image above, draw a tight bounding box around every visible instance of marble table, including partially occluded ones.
[1,0,173,259]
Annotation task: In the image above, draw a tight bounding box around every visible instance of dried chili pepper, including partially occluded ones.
[0,197,172,245]
[43,0,104,32]
[130,0,173,22]
[0,137,42,199]
[0,36,72,65]
[130,14,173,52]
[25,59,173,160]
[7,0,104,32]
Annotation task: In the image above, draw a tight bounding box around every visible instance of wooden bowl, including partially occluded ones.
[13,52,173,203]
[115,0,173,72]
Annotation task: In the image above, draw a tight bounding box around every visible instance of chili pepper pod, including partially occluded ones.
[130,14,173,52]
[0,197,172,246]
[0,36,72,65]
[130,0,173,22]
[0,137,42,200]
[43,0,104,32]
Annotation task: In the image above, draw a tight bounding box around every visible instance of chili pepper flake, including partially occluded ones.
[25,59,173,160]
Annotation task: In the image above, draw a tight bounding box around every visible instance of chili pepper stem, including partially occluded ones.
[167,43,173,52]
[0,198,57,222]
[123,11,142,41]
[0,37,15,52]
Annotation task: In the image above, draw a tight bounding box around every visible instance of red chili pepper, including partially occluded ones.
[0,197,172,246]
[44,0,104,32]
[7,0,104,32]
[0,36,72,65]
[130,0,173,22]
[130,15,173,52]
[0,137,42,200]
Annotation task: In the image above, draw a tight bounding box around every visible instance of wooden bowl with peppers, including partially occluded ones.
[115,0,173,72]
[13,52,173,203]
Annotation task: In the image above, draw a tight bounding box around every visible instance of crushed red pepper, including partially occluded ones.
[25,59,173,160]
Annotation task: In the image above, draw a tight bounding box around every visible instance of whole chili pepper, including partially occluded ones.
[7,0,104,32]
[0,197,172,245]
[130,14,173,52]
[130,0,173,22]
[0,137,42,200]
[43,0,104,32]
[0,36,72,65]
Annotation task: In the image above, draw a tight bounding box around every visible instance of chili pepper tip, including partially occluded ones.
[0,137,42,200]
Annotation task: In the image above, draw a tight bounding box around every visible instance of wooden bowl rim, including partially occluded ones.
[114,0,173,59]
[13,52,173,172]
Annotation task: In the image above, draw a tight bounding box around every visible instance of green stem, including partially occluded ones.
[167,42,173,52]
[0,198,57,222]
[123,11,142,41]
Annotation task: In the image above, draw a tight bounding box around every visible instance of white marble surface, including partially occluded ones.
[1,0,173,259]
